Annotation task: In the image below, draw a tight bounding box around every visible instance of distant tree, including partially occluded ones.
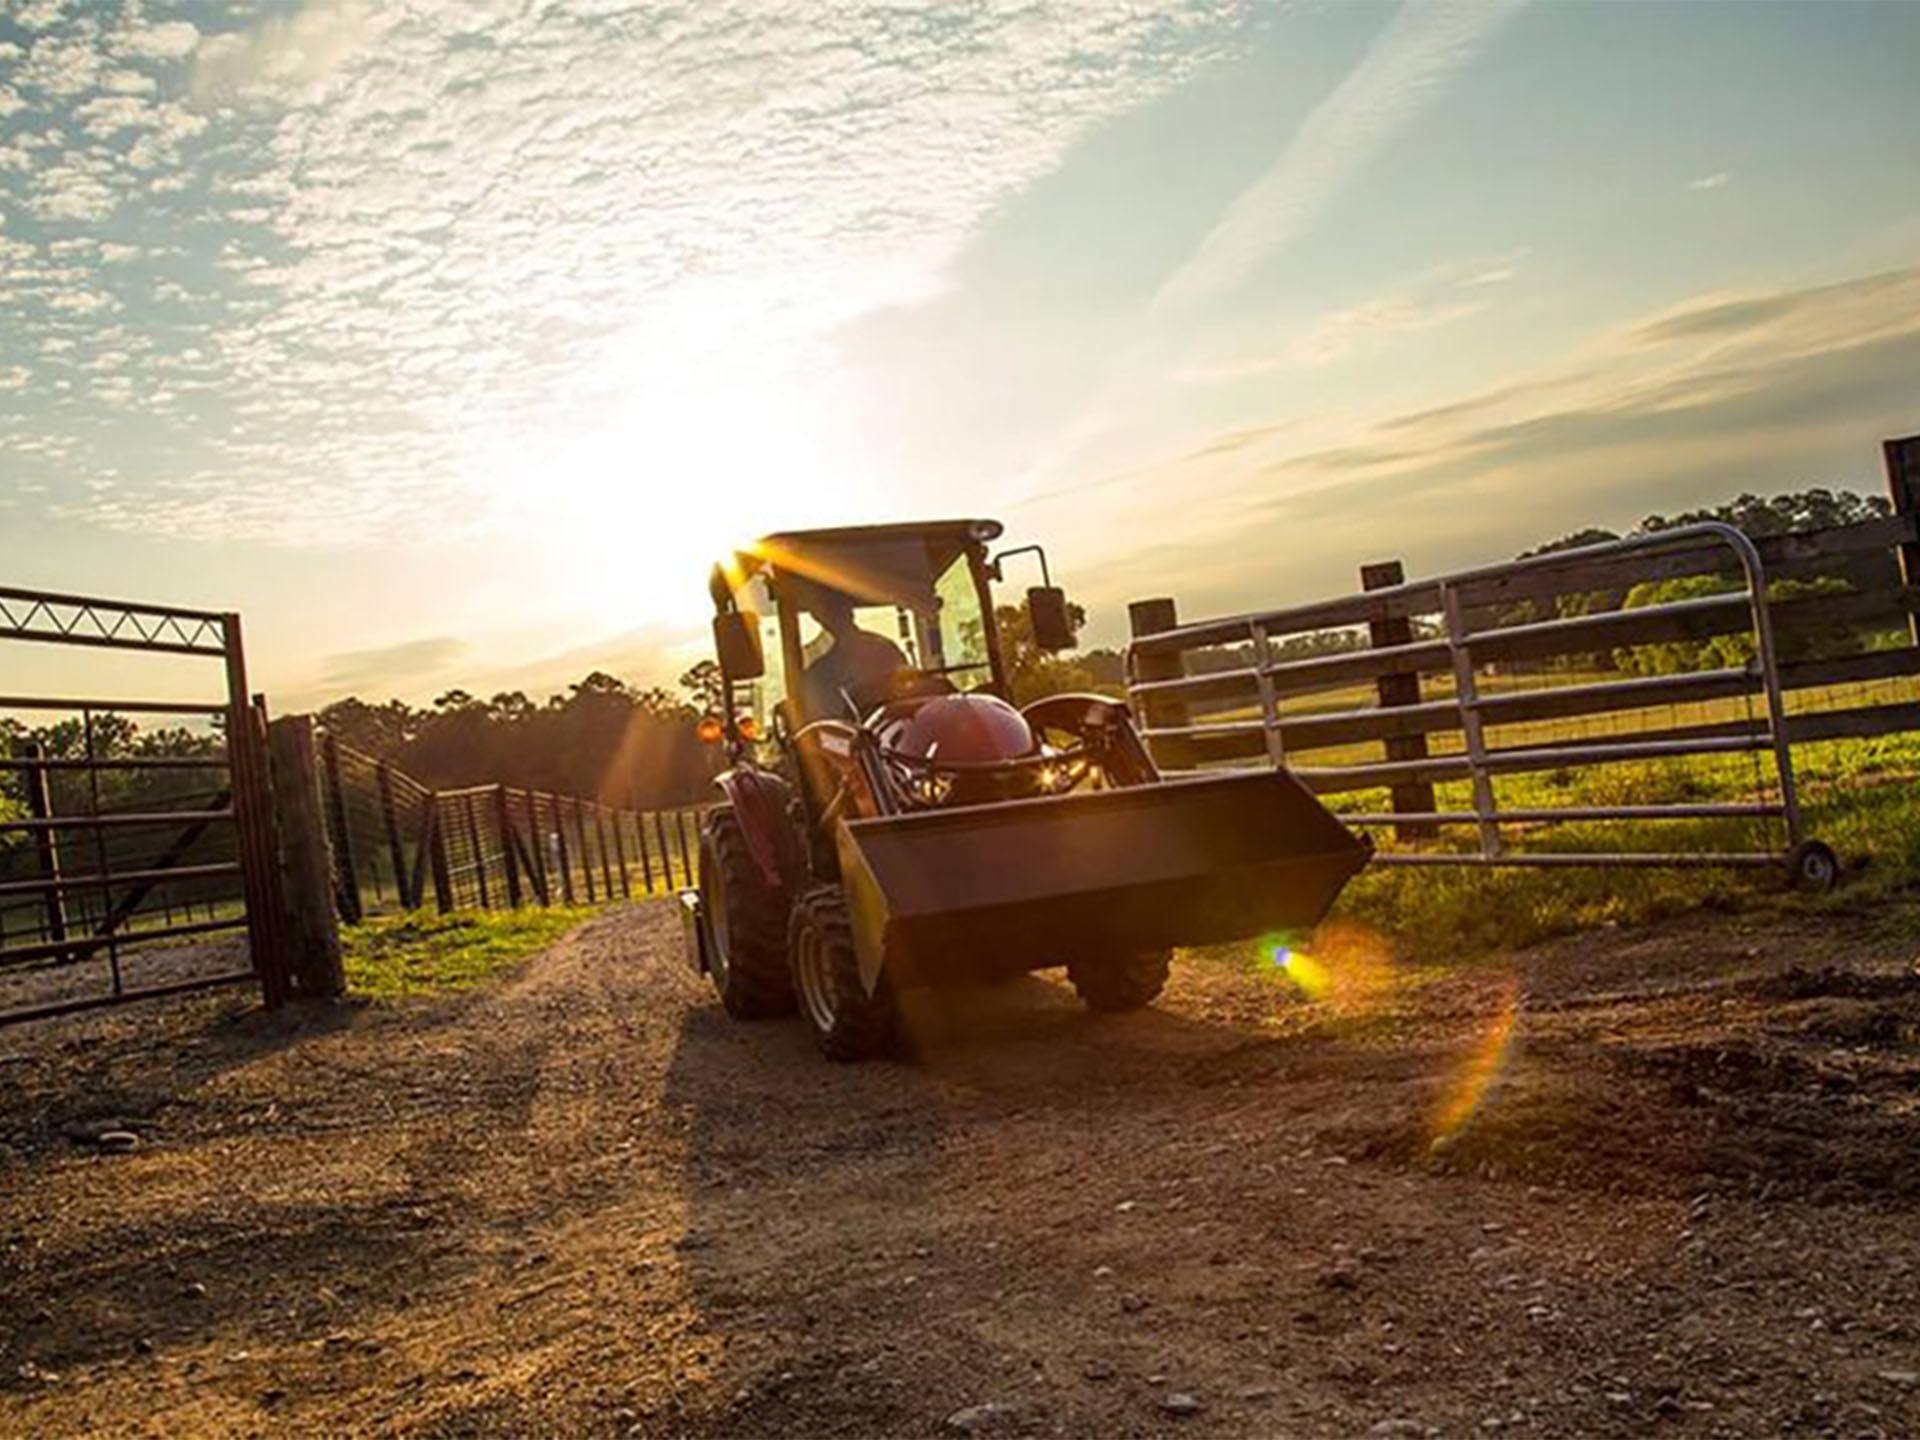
[315,697,417,756]
[679,660,725,715]
[1613,574,1862,676]
[991,601,1106,705]
[1510,485,1898,666]
[312,670,715,808]
[1641,489,1889,538]
[1519,526,1621,559]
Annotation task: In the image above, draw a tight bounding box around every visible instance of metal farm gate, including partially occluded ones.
[0,586,290,1023]
[1123,518,1899,888]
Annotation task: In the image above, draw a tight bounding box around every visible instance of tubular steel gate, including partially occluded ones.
[1127,523,1843,884]
[0,586,290,1023]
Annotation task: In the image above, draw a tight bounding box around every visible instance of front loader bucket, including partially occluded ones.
[834,771,1371,992]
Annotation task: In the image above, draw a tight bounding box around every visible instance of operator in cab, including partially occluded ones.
[799,590,909,719]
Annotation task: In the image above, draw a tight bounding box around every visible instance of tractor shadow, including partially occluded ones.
[656,968,1265,1430]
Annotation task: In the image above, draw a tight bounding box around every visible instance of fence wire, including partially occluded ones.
[318,737,707,920]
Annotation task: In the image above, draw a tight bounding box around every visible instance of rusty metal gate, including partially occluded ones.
[0,586,290,1023]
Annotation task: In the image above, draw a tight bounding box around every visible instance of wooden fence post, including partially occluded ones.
[653,813,674,889]
[1128,598,1194,773]
[318,730,362,924]
[594,806,617,899]
[266,715,346,998]
[427,796,454,914]
[552,794,576,903]
[1361,560,1438,840]
[610,810,632,898]
[495,786,523,908]
[19,741,69,954]
[1884,435,1920,646]
[572,799,596,902]
[376,761,409,904]
[636,810,656,894]
[675,810,695,887]
[229,678,292,1009]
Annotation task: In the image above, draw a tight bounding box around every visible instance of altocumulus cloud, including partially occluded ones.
[0,0,1262,546]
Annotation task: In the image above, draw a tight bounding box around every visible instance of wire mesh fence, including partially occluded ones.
[317,736,708,921]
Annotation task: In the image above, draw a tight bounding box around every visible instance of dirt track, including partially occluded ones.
[3,900,1919,1438]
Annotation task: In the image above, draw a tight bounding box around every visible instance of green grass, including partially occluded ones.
[1326,733,1920,961]
[342,906,602,1000]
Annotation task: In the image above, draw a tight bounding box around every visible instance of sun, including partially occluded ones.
[483,371,861,637]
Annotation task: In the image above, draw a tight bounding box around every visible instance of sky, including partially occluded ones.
[3,0,1918,713]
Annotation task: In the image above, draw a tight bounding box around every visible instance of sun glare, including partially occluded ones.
[480,369,860,636]
[1431,979,1521,1147]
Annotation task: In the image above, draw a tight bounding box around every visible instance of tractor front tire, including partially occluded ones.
[701,808,794,1019]
[789,887,896,1062]
[1068,949,1171,1013]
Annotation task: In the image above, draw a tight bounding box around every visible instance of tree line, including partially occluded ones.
[2,483,1901,823]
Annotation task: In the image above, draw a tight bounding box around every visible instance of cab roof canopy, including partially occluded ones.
[749,518,1002,555]
[722,519,1004,610]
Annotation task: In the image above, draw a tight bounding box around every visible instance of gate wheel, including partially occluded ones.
[789,886,896,1062]
[1787,839,1840,894]
[701,808,794,1018]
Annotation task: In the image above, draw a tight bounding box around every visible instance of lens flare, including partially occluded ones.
[1260,920,1398,1017]
[1431,979,1520,1146]
[1269,942,1331,998]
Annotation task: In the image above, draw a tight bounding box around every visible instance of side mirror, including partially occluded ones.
[1027,586,1075,653]
[713,610,765,679]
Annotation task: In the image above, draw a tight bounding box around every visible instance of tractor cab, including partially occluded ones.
[707,519,1073,739]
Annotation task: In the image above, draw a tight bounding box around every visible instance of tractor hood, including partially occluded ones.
[876,693,1037,765]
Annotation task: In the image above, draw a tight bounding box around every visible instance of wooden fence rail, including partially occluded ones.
[1127,434,1920,819]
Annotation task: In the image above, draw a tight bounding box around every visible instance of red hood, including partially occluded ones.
[878,693,1036,764]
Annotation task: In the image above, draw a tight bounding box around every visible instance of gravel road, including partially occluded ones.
[3,899,1918,1437]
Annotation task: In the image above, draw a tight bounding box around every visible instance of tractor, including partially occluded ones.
[680,519,1370,1060]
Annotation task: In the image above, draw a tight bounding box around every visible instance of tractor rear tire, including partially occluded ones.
[1068,949,1171,1012]
[701,808,794,1019]
[789,886,896,1062]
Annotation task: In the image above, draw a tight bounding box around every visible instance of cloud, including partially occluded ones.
[1114,266,1920,619]
[190,0,367,105]
[1628,268,1916,348]
[2,0,1257,554]
[1152,0,1529,317]
[1173,295,1484,383]
[319,635,467,692]
[111,19,200,63]
[1168,246,1521,384]
[1688,171,1731,191]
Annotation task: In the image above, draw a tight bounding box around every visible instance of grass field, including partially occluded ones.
[1163,658,1920,961]
[341,906,603,999]
[1322,730,1920,961]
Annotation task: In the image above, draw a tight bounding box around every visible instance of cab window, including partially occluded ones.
[731,571,784,733]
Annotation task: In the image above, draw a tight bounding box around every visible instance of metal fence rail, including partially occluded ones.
[316,737,706,921]
[1126,520,1869,884]
[1,591,291,1025]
